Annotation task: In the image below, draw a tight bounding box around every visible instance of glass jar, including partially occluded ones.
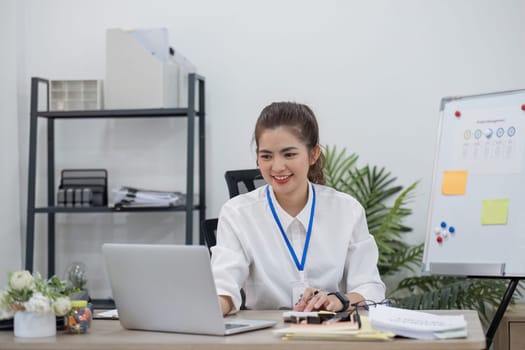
[66,300,92,334]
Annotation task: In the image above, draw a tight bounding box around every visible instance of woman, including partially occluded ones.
[211,102,385,315]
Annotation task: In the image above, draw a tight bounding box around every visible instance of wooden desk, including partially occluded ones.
[0,310,485,350]
[494,304,525,350]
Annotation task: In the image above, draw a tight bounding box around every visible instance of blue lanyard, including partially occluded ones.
[266,184,316,272]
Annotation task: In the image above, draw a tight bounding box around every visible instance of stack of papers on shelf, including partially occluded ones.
[275,316,394,341]
[112,186,186,207]
[368,305,467,340]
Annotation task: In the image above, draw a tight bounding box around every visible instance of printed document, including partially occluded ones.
[368,305,467,340]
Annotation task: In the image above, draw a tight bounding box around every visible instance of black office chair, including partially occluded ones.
[201,218,218,255]
[199,169,265,309]
[203,168,264,253]
[202,169,264,254]
[201,217,246,309]
[224,169,265,198]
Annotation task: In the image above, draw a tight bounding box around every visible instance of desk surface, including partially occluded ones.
[0,310,485,350]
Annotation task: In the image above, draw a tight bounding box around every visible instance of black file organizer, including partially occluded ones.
[58,169,108,207]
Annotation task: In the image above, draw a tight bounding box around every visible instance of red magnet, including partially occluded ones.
[436,236,443,243]
[454,111,461,118]
[521,104,525,111]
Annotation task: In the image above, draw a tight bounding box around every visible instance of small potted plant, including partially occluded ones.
[65,262,89,301]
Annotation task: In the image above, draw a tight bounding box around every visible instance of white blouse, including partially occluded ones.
[211,183,385,312]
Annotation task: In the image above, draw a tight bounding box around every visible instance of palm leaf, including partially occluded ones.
[391,276,522,324]
[323,145,358,190]
[380,244,424,276]
[325,147,419,277]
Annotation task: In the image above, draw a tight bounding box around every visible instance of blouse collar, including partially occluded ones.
[267,181,314,232]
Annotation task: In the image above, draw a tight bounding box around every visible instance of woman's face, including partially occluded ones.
[257,126,318,201]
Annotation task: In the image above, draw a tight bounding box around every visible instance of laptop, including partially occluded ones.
[102,243,276,335]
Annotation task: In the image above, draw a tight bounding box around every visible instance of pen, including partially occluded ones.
[295,288,320,306]
[307,289,320,302]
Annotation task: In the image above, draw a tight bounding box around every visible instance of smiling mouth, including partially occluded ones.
[272,175,292,183]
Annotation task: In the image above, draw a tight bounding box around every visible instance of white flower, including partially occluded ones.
[23,292,51,314]
[0,290,14,319]
[52,297,71,316]
[2,271,74,316]
[9,271,33,291]
[0,290,8,307]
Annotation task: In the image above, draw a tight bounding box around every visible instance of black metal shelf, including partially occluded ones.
[25,74,206,278]
[36,108,203,119]
[34,205,202,213]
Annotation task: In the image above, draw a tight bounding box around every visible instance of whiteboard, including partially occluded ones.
[423,89,525,277]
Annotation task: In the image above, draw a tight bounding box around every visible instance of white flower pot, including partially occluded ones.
[14,311,56,338]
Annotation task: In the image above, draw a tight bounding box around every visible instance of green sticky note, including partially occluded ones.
[481,199,509,225]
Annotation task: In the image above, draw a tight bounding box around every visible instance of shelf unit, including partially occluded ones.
[25,74,206,280]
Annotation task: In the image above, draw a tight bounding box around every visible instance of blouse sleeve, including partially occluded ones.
[345,205,386,302]
[210,203,250,313]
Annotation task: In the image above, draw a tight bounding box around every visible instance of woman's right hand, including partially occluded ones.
[294,288,345,312]
[294,287,321,311]
[219,295,234,315]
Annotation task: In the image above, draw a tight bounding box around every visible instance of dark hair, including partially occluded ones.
[254,102,325,185]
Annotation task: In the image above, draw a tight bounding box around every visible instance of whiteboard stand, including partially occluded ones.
[484,277,522,349]
[423,89,525,349]
[428,266,523,348]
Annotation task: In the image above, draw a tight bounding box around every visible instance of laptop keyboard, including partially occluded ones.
[225,323,250,330]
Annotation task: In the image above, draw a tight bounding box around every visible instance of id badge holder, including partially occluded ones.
[292,271,309,306]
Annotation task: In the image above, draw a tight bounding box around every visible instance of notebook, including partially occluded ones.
[102,243,276,335]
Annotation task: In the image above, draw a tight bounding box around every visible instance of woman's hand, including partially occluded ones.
[293,288,342,312]
[293,289,365,312]
[219,295,234,315]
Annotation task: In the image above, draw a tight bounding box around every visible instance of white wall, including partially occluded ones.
[0,0,22,287]
[9,0,525,297]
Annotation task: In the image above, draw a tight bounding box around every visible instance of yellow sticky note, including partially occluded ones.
[481,199,509,225]
[441,170,468,195]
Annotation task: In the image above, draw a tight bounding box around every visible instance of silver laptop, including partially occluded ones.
[102,243,276,335]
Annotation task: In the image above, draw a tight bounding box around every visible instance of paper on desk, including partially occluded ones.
[275,316,394,341]
[94,309,119,319]
[368,305,467,340]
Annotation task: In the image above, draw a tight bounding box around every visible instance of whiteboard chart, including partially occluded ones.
[423,89,525,277]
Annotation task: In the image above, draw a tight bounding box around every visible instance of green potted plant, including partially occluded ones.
[323,145,521,324]
[65,262,89,301]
